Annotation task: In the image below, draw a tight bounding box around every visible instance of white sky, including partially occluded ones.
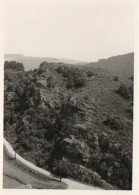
[2,0,135,62]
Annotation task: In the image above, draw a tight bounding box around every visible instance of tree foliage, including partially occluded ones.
[57,65,87,88]
[117,84,133,100]
[4,61,24,71]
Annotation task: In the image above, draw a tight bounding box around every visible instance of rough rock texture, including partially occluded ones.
[36,80,47,88]
[61,137,90,163]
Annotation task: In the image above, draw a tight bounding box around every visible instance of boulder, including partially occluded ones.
[36,80,47,88]
[73,124,87,131]
[61,137,90,163]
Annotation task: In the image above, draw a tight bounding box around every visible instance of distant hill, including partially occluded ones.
[4,54,86,71]
[5,53,134,78]
[87,53,134,78]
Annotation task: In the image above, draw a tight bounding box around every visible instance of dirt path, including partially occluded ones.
[4,138,101,190]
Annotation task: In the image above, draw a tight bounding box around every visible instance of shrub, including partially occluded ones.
[113,76,118,82]
[126,109,133,119]
[103,116,122,130]
[57,65,87,88]
[56,66,70,77]
[87,71,94,77]
[47,75,56,88]
[66,77,74,89]
[73,71,86,88]
[4,61,24,71]
[117,84,133,100]
[39,61,49,71]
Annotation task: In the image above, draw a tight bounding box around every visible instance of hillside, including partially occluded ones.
[4,54,133,190]
[4,54,86,71]
[87,53,134,78]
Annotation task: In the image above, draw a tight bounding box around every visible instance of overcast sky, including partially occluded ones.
[3,0,135,62]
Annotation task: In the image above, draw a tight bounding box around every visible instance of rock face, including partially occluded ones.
[61,137,90,163]
[73,124,87,131]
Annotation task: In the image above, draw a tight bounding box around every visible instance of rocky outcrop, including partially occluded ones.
[61,137,90,163]
[73,124,87,131]
[36,80,47,88]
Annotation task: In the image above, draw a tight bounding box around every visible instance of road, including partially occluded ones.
[3,160,65,189]
[3,138,101,190]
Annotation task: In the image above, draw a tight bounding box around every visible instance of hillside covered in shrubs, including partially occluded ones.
[4,55,133,190]
[87,52,134,78]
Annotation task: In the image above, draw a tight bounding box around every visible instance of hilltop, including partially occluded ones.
[4,53,133,190]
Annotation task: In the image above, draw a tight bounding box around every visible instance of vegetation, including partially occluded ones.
[4,61,24,71]
[117,84,133,101]
[103,116,123,131]
[57,66,87,88]
[4,55,133,190]
[87,52,134,77]
[113,76,118,82]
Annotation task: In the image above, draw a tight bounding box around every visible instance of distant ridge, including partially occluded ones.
[4,54,86,71]
[87,52,134,77]
[5,52,134,77]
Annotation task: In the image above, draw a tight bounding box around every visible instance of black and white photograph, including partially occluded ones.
[0,0,138,193]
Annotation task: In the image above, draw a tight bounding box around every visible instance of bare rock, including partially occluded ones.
[36,80,47,88]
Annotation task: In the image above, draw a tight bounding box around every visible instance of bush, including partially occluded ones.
[87,71,94,77]
[126,109,133,119]
[103,116,122,130]
[57,66,87,88]
[4,61,24,71]
[39,61,49,71]
[113,76,118,82]
[56,66,70,77]
[66,77,74,89]
[74,71,86,88]
[47,75,56,88]
[117,84,133,100]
